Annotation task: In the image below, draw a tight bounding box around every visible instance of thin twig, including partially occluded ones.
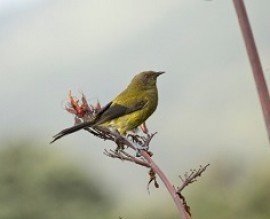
[175,164,210,216]
[103,149,150,168]
[177,164,210,192]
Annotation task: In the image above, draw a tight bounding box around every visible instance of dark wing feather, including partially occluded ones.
[95,100,146,125]
[95,101,113,119]
[50,120,95,143]
[50,99,146,143]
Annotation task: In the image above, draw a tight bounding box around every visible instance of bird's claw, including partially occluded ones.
[127,133,151,157]
[127,133,144,145]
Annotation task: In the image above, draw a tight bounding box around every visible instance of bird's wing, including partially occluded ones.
[95,99,147,125]
[50,100,145,143]
[95,101,113,118]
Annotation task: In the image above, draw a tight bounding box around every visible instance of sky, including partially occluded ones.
[1,0,270,202]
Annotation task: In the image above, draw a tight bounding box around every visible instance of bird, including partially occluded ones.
[51,70,164,144]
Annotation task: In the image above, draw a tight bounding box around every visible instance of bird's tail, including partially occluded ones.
[50,120,95,144]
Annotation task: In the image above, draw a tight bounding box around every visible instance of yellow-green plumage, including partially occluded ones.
[51,71,164,143]
[102,78,158,134]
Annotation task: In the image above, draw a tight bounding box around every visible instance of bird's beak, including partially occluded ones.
[156,71,165,76]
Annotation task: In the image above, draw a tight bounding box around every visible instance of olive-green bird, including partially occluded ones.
[51,71,164,143]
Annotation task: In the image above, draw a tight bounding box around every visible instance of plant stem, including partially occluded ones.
[233,0,270,142]
[140,150,192,219]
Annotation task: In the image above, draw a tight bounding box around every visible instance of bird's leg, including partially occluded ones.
[115,140,125,152]
[109,128,126,152]
[140,122,149,134]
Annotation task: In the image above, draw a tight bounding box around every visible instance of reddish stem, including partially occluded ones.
[140,150,192,219]
[233,0,270,142]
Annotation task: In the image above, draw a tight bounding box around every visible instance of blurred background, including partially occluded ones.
[1,0,270,218]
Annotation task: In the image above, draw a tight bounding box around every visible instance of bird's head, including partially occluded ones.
[129,71,165,89]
